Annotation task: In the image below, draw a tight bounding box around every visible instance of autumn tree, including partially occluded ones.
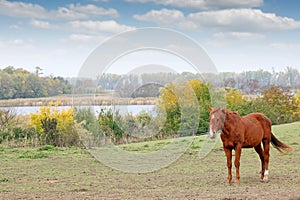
[261,86,296,124]
[225,87,246,111]
[294,90,300,120]
[158,79,211,136]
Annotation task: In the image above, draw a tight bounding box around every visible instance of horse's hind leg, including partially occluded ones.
[262,139,270,182]
[254,144,265,181]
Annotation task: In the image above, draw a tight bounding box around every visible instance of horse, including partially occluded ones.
[208,107,291,184]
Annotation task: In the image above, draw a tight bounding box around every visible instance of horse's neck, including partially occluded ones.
[222,112,240,134]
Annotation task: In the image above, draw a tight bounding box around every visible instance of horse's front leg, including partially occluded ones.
[234,144,242,184]
[223,147,232,185]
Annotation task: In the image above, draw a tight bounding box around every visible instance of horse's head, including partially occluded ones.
[209,107,226,138]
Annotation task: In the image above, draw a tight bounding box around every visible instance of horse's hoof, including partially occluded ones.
[262,177,269,183]
[226,180,232,186]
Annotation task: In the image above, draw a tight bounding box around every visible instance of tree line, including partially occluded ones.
[1,66,300,100]
[94,67,300,97]
[0,66,71,99]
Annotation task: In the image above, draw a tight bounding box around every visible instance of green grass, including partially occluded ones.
[38,145,56,151]
[0,177,9,182]
[0,122,299,199]
[18,151,49,159]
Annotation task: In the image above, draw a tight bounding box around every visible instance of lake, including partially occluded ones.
[1,105,156,116]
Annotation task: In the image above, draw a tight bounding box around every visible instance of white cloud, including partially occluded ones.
[0,0,119,20]
[0,0,47,18]
[68,3,119,18]
[134,8,300,32]
[126,0,263,10]
[188,9,300,31]
[30,19,51,29]
[0,0,133,41]
[68,20,135,34]
[0,38,33,49]
[69,34,107,43]
[206,31,265,47]
[134,9,184,24]
[133,9,196,29]
[213,32,265,40]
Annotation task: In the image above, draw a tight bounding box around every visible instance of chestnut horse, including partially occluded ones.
[209,108,291,184]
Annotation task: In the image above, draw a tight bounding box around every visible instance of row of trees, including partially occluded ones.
[1,66,299,99]
[204,67,300,94]
[0,66,71,99]
[75,67,300,97]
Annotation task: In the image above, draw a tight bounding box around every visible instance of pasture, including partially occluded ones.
[0,122,299,199]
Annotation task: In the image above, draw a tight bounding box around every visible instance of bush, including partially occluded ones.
[29,101,79,147]
[98,108,123,144]
[74,107,101,136]
[225,86,298,124]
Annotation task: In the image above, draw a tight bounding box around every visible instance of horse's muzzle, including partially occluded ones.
[209,130,216,139]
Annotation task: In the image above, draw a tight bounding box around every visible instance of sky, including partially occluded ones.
[1,0,300,77]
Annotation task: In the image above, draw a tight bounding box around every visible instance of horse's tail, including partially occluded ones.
[271,133,291,153]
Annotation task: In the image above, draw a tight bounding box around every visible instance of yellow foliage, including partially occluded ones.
[226,88,244,110]
[158,82,178,111]
[159,79,211,110]
[29,101,75,135]
[294,90,300,118]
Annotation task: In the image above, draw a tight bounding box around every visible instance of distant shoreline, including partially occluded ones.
[0,94,157,107]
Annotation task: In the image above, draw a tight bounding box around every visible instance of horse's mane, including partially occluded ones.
[224,110,241,122]
[225,109,239,116]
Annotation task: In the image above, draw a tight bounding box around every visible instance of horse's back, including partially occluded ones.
[244,113,272,130]
[241,113,272,146]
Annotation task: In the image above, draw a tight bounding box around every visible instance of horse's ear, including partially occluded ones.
[209,107,213,112]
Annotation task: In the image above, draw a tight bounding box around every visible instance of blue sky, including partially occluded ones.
[1,0,300,77]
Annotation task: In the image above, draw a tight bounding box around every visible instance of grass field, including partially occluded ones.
[0,122,300,200]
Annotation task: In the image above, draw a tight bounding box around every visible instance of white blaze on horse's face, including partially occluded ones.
[209,114,217,138]
[209,109,225,139]
[209,124,215,138]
